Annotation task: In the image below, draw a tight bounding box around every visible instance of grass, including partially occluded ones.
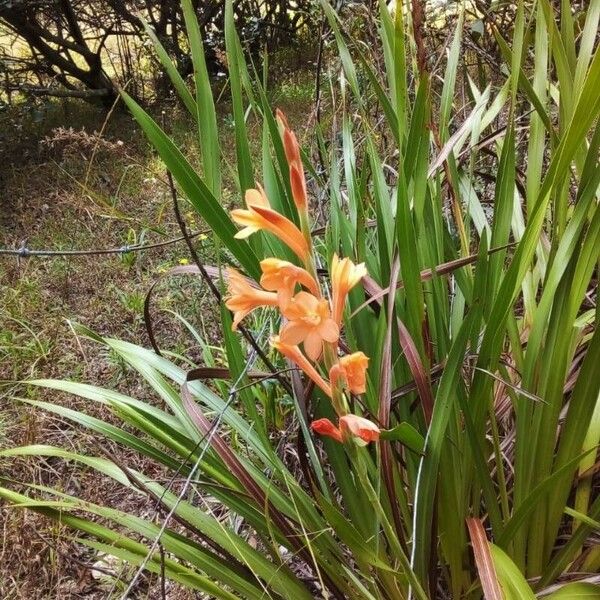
[0,62,317,597]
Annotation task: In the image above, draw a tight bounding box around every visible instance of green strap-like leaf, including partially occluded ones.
[182,0,221,197]
[489,544,536,600]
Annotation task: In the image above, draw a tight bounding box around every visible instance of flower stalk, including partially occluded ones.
[226,109,379,444]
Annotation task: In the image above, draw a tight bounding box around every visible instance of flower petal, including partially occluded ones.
[270,336,331,397]
[234,227,258,239]
[303,330,323,361]
[230,208,258,226]
[280,320,309,346]
[245,186,270,208]
[319,318,340,343]
[250,205,308,261]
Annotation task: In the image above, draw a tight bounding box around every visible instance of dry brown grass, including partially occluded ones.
[0,99,215,599]
[0,74,315,597]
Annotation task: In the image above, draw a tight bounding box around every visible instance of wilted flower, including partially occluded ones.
[330,352,370,395]
[311,414,380,444]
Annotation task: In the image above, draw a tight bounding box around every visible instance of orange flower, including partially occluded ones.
[271,336,332,397]
[276,109,307,211]
[260,258,319,305]
[311,414,380,444]
[330,352,370,395]
[231,186,309,261]
[330,254,367,325]
[224,267,278,330]
[280,291,339,361]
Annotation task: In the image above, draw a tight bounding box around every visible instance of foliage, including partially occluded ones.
[0,0,316,106]
[2,0,600,598]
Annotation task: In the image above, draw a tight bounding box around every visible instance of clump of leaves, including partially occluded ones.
[2,0,600,598]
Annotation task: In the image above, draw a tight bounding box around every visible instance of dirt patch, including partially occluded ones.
[0,99,221,599]
[0,80,317,597]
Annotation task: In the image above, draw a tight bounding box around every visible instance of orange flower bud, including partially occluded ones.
[275,109,308,213]
[275,108,290,133]
[289,163,307,210]
[283,128,301,166]
[330,254,367,325]
[310,418,342,442]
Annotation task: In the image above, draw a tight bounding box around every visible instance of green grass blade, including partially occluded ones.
[489,545,536,600]
[181,0,221,197]
[224,0,254,192]
[142,18,196,116]
[412,311,475,585]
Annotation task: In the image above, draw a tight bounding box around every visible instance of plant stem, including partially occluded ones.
[352,447,429,600]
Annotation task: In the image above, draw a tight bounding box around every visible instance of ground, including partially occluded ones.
[0,65,315,598]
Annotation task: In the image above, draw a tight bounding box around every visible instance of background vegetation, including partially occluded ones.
[0,0,317,105]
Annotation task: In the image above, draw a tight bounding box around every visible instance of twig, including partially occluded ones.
[28,526,115,578]
[5,85,111,98]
